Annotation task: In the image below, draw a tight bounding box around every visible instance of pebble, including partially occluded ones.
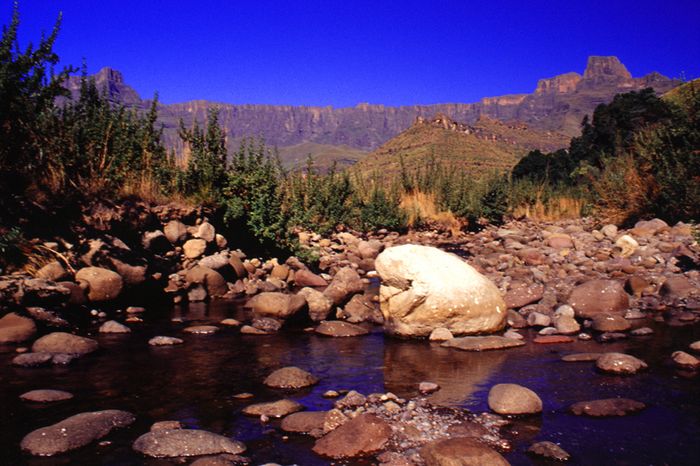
[630,327,654,336]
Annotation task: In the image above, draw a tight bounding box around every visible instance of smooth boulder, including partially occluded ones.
[488,384,542,415]
[133,429,245,458]
[21,410,135,456]
[264,366,319,389]
[596,352,647,375]
[375,245,506,337]
[32,332,98,355]
[312,413,391,459]
[567,280,629,318]
[75,267,124,302]
[420,437,510,466]
[248,292,307,319]
[0,312,37,343]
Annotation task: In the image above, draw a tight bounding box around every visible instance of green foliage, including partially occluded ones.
[47,75,176,197]
[569,88,676,168]
[357,182,406,231]
[0,226,25,270]
[178,108,228,202]
[511,149,575,185]
[221,139,287,247]
[285,158,356,233]
[0,5,72,220]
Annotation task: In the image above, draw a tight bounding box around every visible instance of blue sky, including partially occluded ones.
[9,0,700,107]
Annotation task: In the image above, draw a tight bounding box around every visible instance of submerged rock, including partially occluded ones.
[264,366,319,389]
[148,336,184,346]
[248,292,307,319]
[528,441,571,461]
[99,320,131,334]
[0,312,37,343]
[420,437,510,466]
[315,321,369,337]
[242,399,304,418]
[312,413,391,459]
[596,353,647,375]
[32,332,98,355]
[280,411,327,434]
[20,389,73,403]
[133,429,246,458]
[441,336,525,352]
[570,398,646,417]
[376,245,507,338]
[21,410,135,456]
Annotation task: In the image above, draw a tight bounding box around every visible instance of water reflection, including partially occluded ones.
[383,340,507,406]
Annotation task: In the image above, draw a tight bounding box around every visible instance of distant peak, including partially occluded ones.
[94,67,124,84]
[583,56,632,81]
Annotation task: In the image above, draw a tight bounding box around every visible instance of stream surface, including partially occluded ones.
[1,300,700,466]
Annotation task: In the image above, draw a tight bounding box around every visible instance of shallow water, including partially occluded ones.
[1,301,700,465]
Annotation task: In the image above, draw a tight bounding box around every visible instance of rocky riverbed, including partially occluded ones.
[1,206,699,464]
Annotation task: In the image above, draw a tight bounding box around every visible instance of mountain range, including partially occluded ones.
[65,56,680,169]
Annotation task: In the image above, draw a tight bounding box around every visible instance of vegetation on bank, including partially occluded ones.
[1,6,698,270]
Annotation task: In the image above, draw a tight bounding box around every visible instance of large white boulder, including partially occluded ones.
[375,244,506,338]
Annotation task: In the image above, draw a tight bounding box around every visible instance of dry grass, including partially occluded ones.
[592,154,655,224]
[512,195,584,221]
[400,191,462,235]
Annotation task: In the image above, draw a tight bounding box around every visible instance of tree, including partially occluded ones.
[0,4,73,220]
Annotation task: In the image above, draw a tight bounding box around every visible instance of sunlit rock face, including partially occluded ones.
[375,245,507,338]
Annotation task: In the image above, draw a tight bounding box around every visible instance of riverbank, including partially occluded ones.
[1,203,699,464]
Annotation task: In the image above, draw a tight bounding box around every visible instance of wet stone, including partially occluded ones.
[630,327,654,336]
[598,332,628,343]
[562,353,603,362]
[20,389,73,403]
[12,352,53,367]
[488,383,542,415]
[672,351,700,370]
[528,441,571,461]
[441,336,526,351]
[149,336,184,346]
[99,320,131,333]
[242,399,304,418]
[312,413,392,459]
[534,335,574,344]
[183,325,219,334]
[570,398,646,417]
[596,353,648,375]
[133,429,246,458]
[21,410,135,456]
[280,411,327,434]
[315,320,369,337]
[263,366,319,389]
[334,390,367,409]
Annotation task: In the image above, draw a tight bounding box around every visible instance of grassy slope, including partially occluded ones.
[353,117,570,178]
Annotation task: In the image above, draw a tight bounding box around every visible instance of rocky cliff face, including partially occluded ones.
[71,57,680,155]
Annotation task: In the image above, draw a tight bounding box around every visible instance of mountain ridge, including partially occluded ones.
[65,56,681,165]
